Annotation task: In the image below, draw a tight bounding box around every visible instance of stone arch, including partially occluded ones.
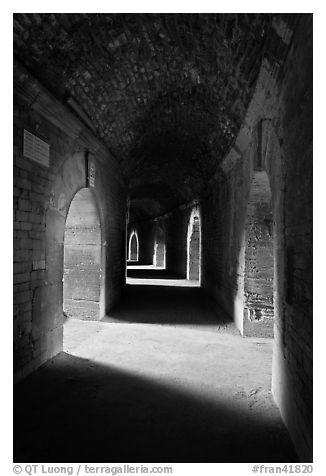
[128,230,139,261]
[63,187,102,321]
[40,152,107,360]
[258,119,286,339]
[186,205,201,282]
[235,120,283,337]
[258,119,289,425]
[234,118,293,441]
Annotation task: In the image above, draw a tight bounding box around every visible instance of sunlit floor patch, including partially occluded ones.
[64,319,273,402]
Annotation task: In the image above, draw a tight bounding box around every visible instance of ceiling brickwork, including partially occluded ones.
[13,13,297,220]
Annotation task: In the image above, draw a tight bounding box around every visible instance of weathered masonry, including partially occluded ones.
[63,187,102,321]
[13,14,312,462]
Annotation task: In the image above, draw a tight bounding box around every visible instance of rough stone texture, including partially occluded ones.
[63,188,101,321]
[199,15,312,461]
[188,224,200,280]
[13,12,312,464]
[13,13,297,221]
[187,212,201,281]
[243,171,274,338]
[270,15,313,463]
[13,66,126,382]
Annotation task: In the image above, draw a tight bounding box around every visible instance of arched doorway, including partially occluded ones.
[63,188,102,321]
[242,170,274,337]
[187,207,201,282]
[128,230,139,261]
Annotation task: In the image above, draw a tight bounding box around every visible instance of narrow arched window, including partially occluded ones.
[128,230,139,261]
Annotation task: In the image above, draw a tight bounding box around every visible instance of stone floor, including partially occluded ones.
[14,267,297,463]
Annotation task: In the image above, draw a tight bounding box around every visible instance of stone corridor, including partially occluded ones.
[13,13,313,463]
[14,267,297,463]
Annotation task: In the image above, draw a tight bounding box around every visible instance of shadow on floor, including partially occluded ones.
[103,283,233,328]
[14,352,298,463]
[126,267,182,280]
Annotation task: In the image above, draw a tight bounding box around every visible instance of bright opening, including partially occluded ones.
[128,230,139,261]
[186,206,201,283]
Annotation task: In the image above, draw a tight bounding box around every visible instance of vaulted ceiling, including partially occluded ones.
[13,13,297,221]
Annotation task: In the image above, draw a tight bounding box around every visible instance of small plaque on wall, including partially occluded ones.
[23,130,50,167]
[88,160,95,187]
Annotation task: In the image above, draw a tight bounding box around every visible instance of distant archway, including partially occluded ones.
[128,230,139,261]
[63,188,102,321]
[186,206,201,282]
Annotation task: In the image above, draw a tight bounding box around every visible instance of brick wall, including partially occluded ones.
[13,64,126,382]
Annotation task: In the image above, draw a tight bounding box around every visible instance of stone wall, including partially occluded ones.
[165,207,192,278]
[13,64,126,382]
[188,222,200,280]
[187,209,201,281]
[129,205,195,278]
[243,171,274,338]
[13,14,280,221]
[13,14,313,463]
[153,220,166,267]
[127,221,155,265]
[270,15,313,462]
[63,188,101,321]
[200,15,313,461]
[201,157,252,331]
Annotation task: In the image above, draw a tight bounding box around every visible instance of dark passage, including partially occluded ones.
[105,267,231,327]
